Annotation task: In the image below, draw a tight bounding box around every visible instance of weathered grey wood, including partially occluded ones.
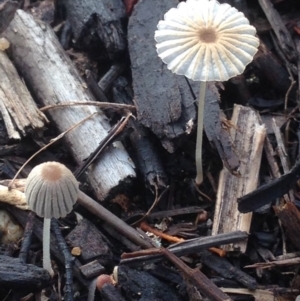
[0,50,48,139]
[212,105,266,253]
[3,10,135,200]
[128,0,196,152]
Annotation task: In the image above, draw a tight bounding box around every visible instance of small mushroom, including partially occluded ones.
[155,0,259,184]
[25,161,79,276]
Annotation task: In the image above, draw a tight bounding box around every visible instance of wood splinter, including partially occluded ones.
[212,105,266,252]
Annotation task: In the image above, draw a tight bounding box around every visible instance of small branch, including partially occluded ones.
[40,101,135,113]
[77,191,153,249]
[161,248,232,301]
[51,219,74,301]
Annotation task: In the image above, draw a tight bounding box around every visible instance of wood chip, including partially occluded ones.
[212,105,266,252]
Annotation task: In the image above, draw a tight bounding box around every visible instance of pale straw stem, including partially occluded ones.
[43,218,54,277]
[195,81,207,185]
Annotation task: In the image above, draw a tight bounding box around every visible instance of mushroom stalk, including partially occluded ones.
[43,217,54,276]
[195,81,207,185]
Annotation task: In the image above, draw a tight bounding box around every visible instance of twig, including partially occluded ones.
[40,101,135,113]
[161,248,232,301]
[51,219,74,301]
[244,256,300,269]
[74,113,133,179]
[139,221,184,243]
[120,231,248,266]
[19,211,35,264]
[131,185,169,226]
[77,191,153,249]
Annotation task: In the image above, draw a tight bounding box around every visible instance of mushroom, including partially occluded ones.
[155,0,259,185]
[25,161,79,276]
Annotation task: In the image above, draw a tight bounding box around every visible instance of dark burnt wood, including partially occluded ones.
[203,82,240,174]
[60,0,126,59]
[200,250,258,290]
[100,284,126,301]
[0,254,51,290]
[79,260,105,279]
[65,219,113,266]
[128,0,196,152]
[117,265,182,301]
[238,160,300,213]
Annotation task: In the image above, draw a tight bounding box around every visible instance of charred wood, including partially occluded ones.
[238,160,300,213]
[59,0,126,59]
[0,254,51,290]
[117,265,181,301]
[65,218,113,267]
[200,250,258,290]
[128,0,196,151]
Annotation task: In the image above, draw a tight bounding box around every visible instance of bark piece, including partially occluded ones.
[253,42,292,95]
[3,10,136,200]
[129,120,167,188]
[0,50,48,139]
[112,77,168,188]
[128,0,196,152]
[65,219,113,266]
[203,82,239,173]
[212,105,266,253]
[61,0,126,59]
[0,254,51,290]
[79,260,105,279]
[273,201,300,251]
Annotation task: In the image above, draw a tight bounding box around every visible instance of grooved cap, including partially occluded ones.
[25,162,79,219]
[155,0,259,81]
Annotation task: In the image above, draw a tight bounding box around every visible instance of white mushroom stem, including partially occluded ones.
[43,217,54,276]
[195,81,207,185]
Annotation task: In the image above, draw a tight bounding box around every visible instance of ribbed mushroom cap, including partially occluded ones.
[25,162,79,219]
[154,0,259,81]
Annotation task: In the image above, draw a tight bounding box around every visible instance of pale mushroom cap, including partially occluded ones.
[154,0,259,81]
[25,162,79,219]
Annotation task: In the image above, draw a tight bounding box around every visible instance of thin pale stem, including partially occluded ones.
[195,81,207,185]
[43,218,54,277]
